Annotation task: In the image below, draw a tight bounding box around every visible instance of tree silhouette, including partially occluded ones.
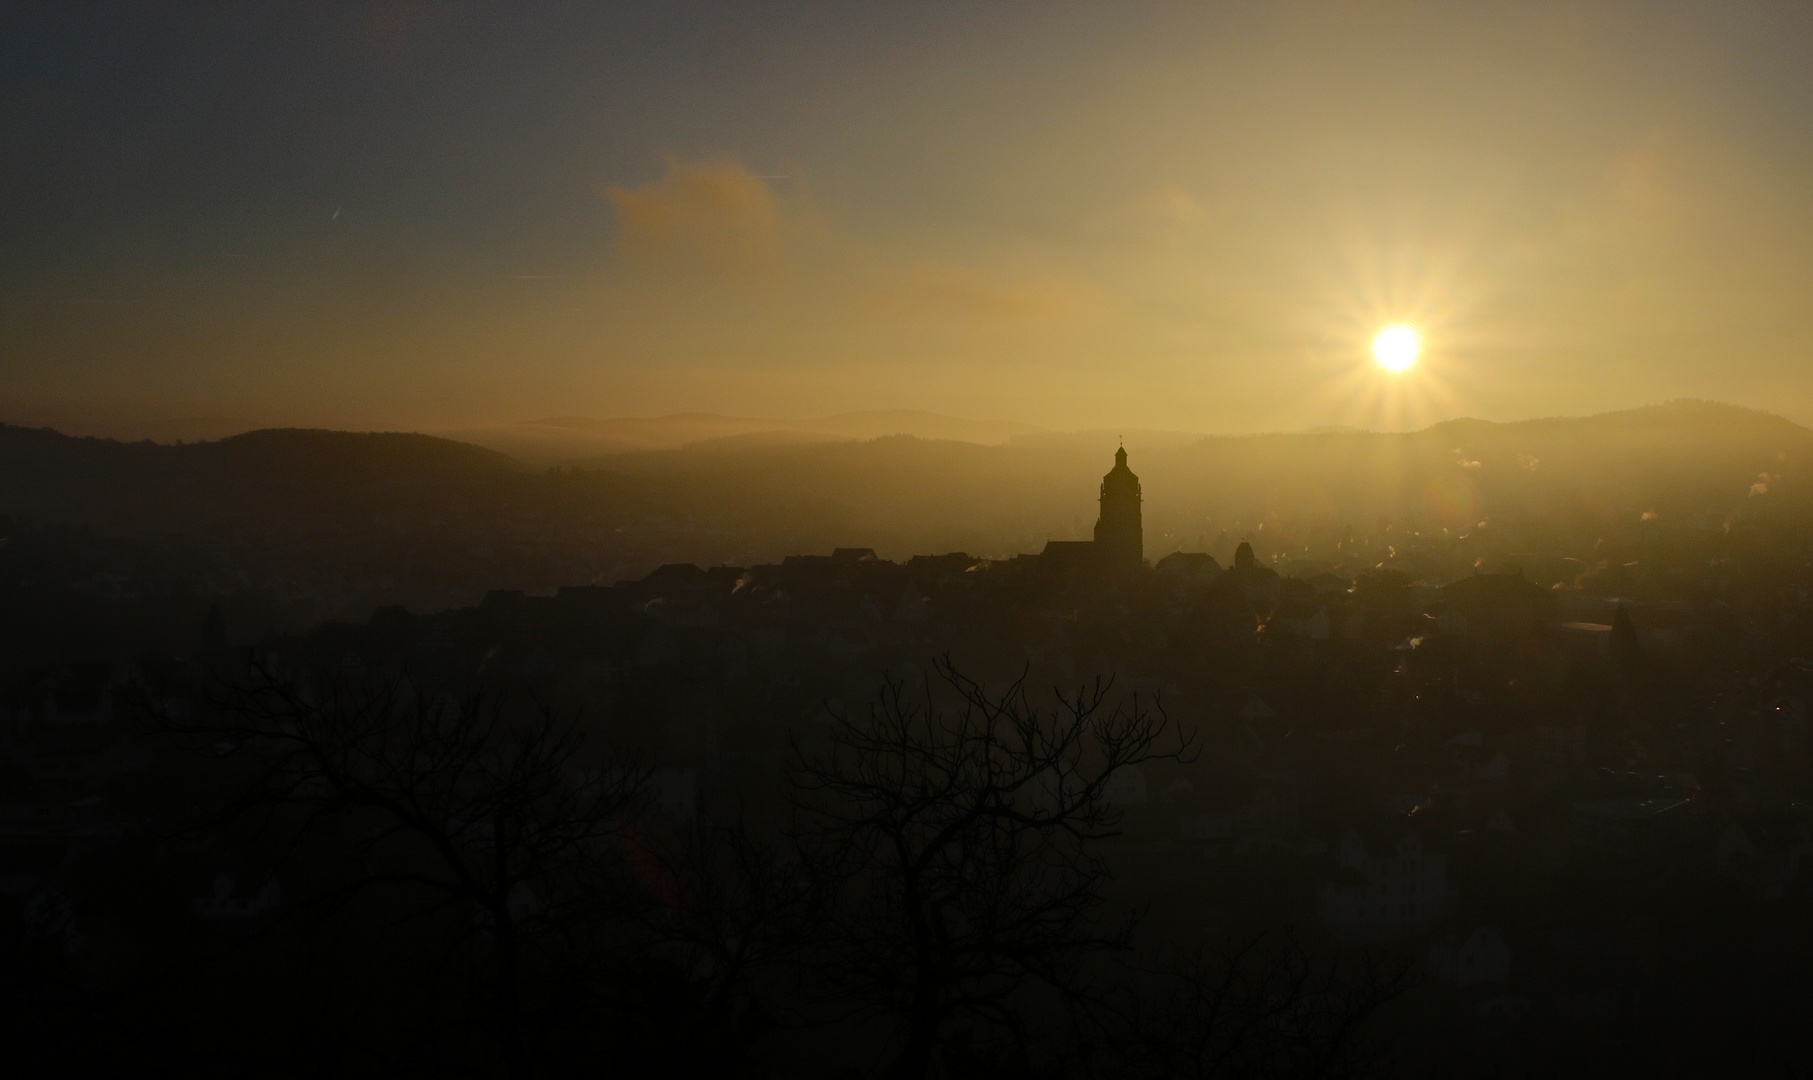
[160,656,650,1074]
[1089,932,1415,1080]
[637,812,829,1067]
[791,656,1194,1080]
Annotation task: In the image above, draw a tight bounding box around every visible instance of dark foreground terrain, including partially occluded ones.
[5,401,1813,1076]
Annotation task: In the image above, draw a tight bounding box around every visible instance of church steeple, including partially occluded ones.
[1094,444,1143,570]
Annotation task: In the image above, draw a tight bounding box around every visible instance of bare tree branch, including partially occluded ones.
[790,655,1195,1080]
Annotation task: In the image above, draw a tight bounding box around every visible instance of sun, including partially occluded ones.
[1372,324,1421,372]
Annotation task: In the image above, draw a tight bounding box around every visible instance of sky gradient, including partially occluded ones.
[6,1,1813,436]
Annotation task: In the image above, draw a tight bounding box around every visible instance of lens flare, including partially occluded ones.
[1372,325,1420,372]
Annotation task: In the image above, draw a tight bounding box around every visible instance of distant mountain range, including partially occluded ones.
[42,409,1368,469]
[2,400,1806,575]
[0,425,527,537]
[557,401,1813,559]
[40,417,264,444]
[438,410,1049,465]
[43,410,1055,465]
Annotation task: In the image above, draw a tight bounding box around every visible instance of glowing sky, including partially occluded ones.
[6,2,1813,435]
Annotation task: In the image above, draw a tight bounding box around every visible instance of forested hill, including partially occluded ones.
[0,426,525,529]
[0,426,665,636]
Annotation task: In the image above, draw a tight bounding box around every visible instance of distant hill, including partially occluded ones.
[55,417,262,444]
[1152,400,1813,532]
[0,425,525,521]
[440,410,1043,465]
[570,401,1813,559]
[0,426,526,534]
[1005,427,1217,454]
[0,424,683,634]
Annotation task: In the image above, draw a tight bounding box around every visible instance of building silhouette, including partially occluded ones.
[1037,445,1145,579]
[1094,444,1143,571]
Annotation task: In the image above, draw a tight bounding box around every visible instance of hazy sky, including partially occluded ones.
[6,2,1813,435]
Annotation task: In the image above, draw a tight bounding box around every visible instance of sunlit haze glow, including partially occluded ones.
[6,5,1813,436]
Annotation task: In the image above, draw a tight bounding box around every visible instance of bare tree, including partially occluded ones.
[638,812,828,1065]
[1087,933,1417,1080]
[159,655,650,1074]
[791,655,1194,1080]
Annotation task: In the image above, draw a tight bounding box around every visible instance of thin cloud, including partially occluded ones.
[604,158,794,273]
[874,262,1110,326]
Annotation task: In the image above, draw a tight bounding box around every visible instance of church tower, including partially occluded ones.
[1093,445,1143,570]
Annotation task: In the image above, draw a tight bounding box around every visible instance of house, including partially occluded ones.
[1435,606,1468,638]
[195,872,281,920]
[1474,994,1530,1020]
[1552,620,1612,658]
[1103,764,1149,806]
[1176,772,1300,852]
[1532,726,1586,777]
[1154,551,1222,589]
[1629,601,1691,652]
[1239,696,1275,722]
[1224,542,1282,603]
[1303,571,1350,597]
[1180,812,1234,842]
[1571,795,1693,853]
[1432,926,1510,988]
[1279,608,1331,640]
[1178,795,1296,851]
[1158,776,1195,803]
[1713,818,1813,899]
[1317,829,1453,944]
[894,587,929,621]
[1449,738,1510,782]
[592,766,699,822]
[1442,568,1551,621]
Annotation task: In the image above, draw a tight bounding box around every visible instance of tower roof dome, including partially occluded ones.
[1105,443,1136,482]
